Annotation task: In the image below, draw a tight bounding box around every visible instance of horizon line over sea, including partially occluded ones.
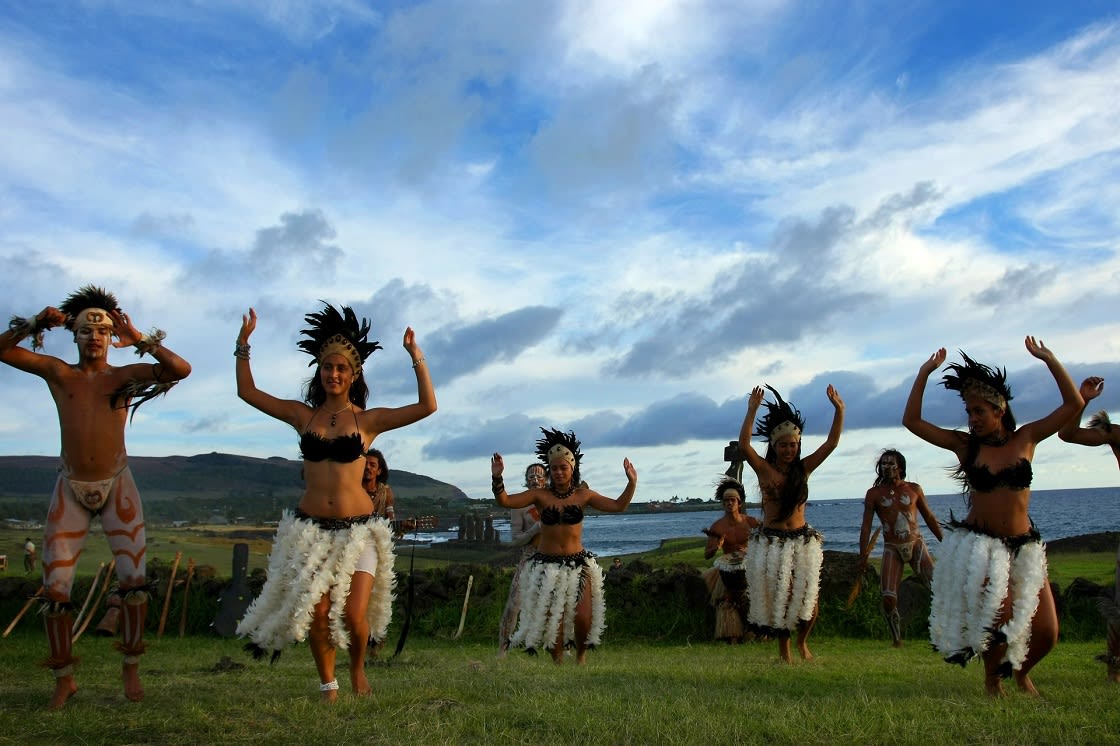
[493,485,1119,558]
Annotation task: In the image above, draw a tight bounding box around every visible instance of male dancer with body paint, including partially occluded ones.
[1,286,190,708]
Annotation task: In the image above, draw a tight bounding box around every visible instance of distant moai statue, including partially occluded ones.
[723,440,743,484]
[469,513,483,542]
[458,513,468,541]
[212,543,251,637]
[484,514,496,544]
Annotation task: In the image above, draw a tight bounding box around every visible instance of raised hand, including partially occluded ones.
[109,310,142,348]
[748,386,765,409]
[623,457,637,484]
[826,384,844,411]
[919,348,947,376]
[238,308,257,344]
[1024,335,1055,362]
[37,307,67,330]
[403,327,420,355]
[491,452,505,478]
[1079,376,1104,402]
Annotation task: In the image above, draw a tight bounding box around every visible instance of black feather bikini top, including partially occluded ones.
[541,504,584,525]
[299,409,364,463]
[964,458,1033,492]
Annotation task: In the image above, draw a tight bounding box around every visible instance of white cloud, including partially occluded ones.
[1,1,1118,506]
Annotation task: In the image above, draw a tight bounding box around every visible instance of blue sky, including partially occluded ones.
[2,1,1119,504]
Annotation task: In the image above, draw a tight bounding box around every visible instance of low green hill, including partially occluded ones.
[0,453,469,524]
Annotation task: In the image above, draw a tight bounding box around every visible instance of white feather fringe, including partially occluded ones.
[929,525,1046,670]
[744,528,823,633]
[510,553,605,652]
[236,510,396,653]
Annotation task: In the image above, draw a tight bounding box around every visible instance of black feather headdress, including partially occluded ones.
[59,285,120,331]
[535,427,583,484]
[297,302,381,373]
[753,385,805,443]
[940,351,1011,410]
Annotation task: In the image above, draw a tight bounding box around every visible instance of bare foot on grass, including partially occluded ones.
[351,669,371,696]
[1014,672,1040,697]
[984,677,1006,698]
[778,638,794,664]
[49,675,77,710]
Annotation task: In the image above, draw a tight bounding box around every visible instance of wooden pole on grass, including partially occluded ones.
[157,551,183,638]
[72,561,107,633]
[452,575,474,640]
[3,586,45,638]
[177,558,196,637]
[73,559,115,642]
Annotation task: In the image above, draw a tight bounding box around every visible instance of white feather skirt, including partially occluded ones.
[744,526,824,634]
[929,523,1047,670]
[236,509,396,653]
[510,551,605,653]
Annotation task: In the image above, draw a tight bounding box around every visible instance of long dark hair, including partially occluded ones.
[875,449,907,485]
[366,448,389,485]
[764,441,807,522]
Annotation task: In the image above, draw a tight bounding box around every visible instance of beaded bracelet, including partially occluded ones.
[234,342,251,360]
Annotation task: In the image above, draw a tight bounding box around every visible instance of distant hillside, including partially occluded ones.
[0,453,470,524]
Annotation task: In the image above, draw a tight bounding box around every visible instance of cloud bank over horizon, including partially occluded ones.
[1,1,1119,502]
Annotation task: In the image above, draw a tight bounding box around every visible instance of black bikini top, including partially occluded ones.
[298,409,364,463]
[964,458,1033,492]
[540,504,584,525]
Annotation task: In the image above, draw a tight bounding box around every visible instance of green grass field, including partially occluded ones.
[0,634,1117,745]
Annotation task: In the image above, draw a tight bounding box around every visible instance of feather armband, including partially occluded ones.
[8,315,49,350]
[133,328,166,357]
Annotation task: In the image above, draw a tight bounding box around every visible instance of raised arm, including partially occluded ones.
[490,453,537,510]
[234,308,307,427]
[0,306,68,377]
[587,458,638,513]
[110,309,192,383]
[1058,377,1108,446]
[1017,336,1083,444]
[802,384,844,474]
[363,327,438,434]
[738,386,768,474]
[902,348,963,452]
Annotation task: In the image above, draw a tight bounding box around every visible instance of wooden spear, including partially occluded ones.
[157,551,183,638]
[177,558,196,638]
[3,586,45,638]
[73,558,115,642]
[72,561,107,633]
[452,575,474,640]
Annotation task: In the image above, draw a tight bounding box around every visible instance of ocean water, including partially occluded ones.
[486,486,1120,558]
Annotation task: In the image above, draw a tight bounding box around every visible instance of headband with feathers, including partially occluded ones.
[297,302,381,374]
[535,427,583,481]
[753,385,805,443]
[940,350,1012,410]
[59,285,120,331]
